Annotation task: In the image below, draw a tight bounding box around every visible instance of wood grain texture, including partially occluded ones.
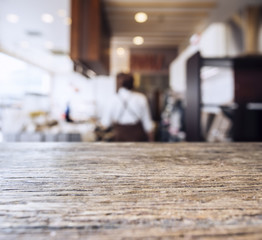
[0,143,262,239]
[105,1,216,9]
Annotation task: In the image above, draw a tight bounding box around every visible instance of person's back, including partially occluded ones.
[101,73,154,141]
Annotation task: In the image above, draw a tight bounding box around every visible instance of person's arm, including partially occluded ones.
[140,96,154,141]
[147,131,154,142]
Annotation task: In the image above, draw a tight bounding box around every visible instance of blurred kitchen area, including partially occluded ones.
[0,0,262,143]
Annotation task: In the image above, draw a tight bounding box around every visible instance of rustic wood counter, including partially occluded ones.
[0,143,262,239]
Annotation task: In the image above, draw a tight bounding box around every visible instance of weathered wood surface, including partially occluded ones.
[0,143,262,240]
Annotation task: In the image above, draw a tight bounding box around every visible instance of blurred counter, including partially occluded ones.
[0,142,262,239]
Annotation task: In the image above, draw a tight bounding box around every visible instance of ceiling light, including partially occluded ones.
[41,14,54,23]
[57,9,66,17]
[64,17,72,26]
[134,12,148,23]
[44,41,54,49]
[6,14,19,23]
[116,47,125,56]
[133,36,144,45]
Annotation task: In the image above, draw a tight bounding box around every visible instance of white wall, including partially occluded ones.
[51,72,115,121]
[169,46,198,94]
[200,23,228,57]
[170,23,230,94]
[169,23,236,105]
[0,51,116,129]
[201,67,234,105]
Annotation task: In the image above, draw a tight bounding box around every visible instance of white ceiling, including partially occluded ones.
[104,0,262,50]
[104,0,217,48]
[0,0,71,73]
[0,0,261,73]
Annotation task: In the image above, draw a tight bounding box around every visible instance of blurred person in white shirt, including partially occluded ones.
[101,73,154,141]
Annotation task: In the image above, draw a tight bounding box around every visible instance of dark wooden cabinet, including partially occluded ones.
[70,0,110,76]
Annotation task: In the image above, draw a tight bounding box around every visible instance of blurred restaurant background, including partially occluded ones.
[0,0,261,143]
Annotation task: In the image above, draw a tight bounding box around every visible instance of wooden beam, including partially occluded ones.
[105,1,217,9]
[112,25,197,32]
[244,6,260,54]
[105,10,209,17]
[231,13,244,29]
[109,17,206,23]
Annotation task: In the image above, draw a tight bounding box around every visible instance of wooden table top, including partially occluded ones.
[0,143,262,239]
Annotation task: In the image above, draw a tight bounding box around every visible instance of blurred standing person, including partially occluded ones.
[160,92,185,142]
[101,73,154,141]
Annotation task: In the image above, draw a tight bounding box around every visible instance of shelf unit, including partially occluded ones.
[186,51,262,142]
